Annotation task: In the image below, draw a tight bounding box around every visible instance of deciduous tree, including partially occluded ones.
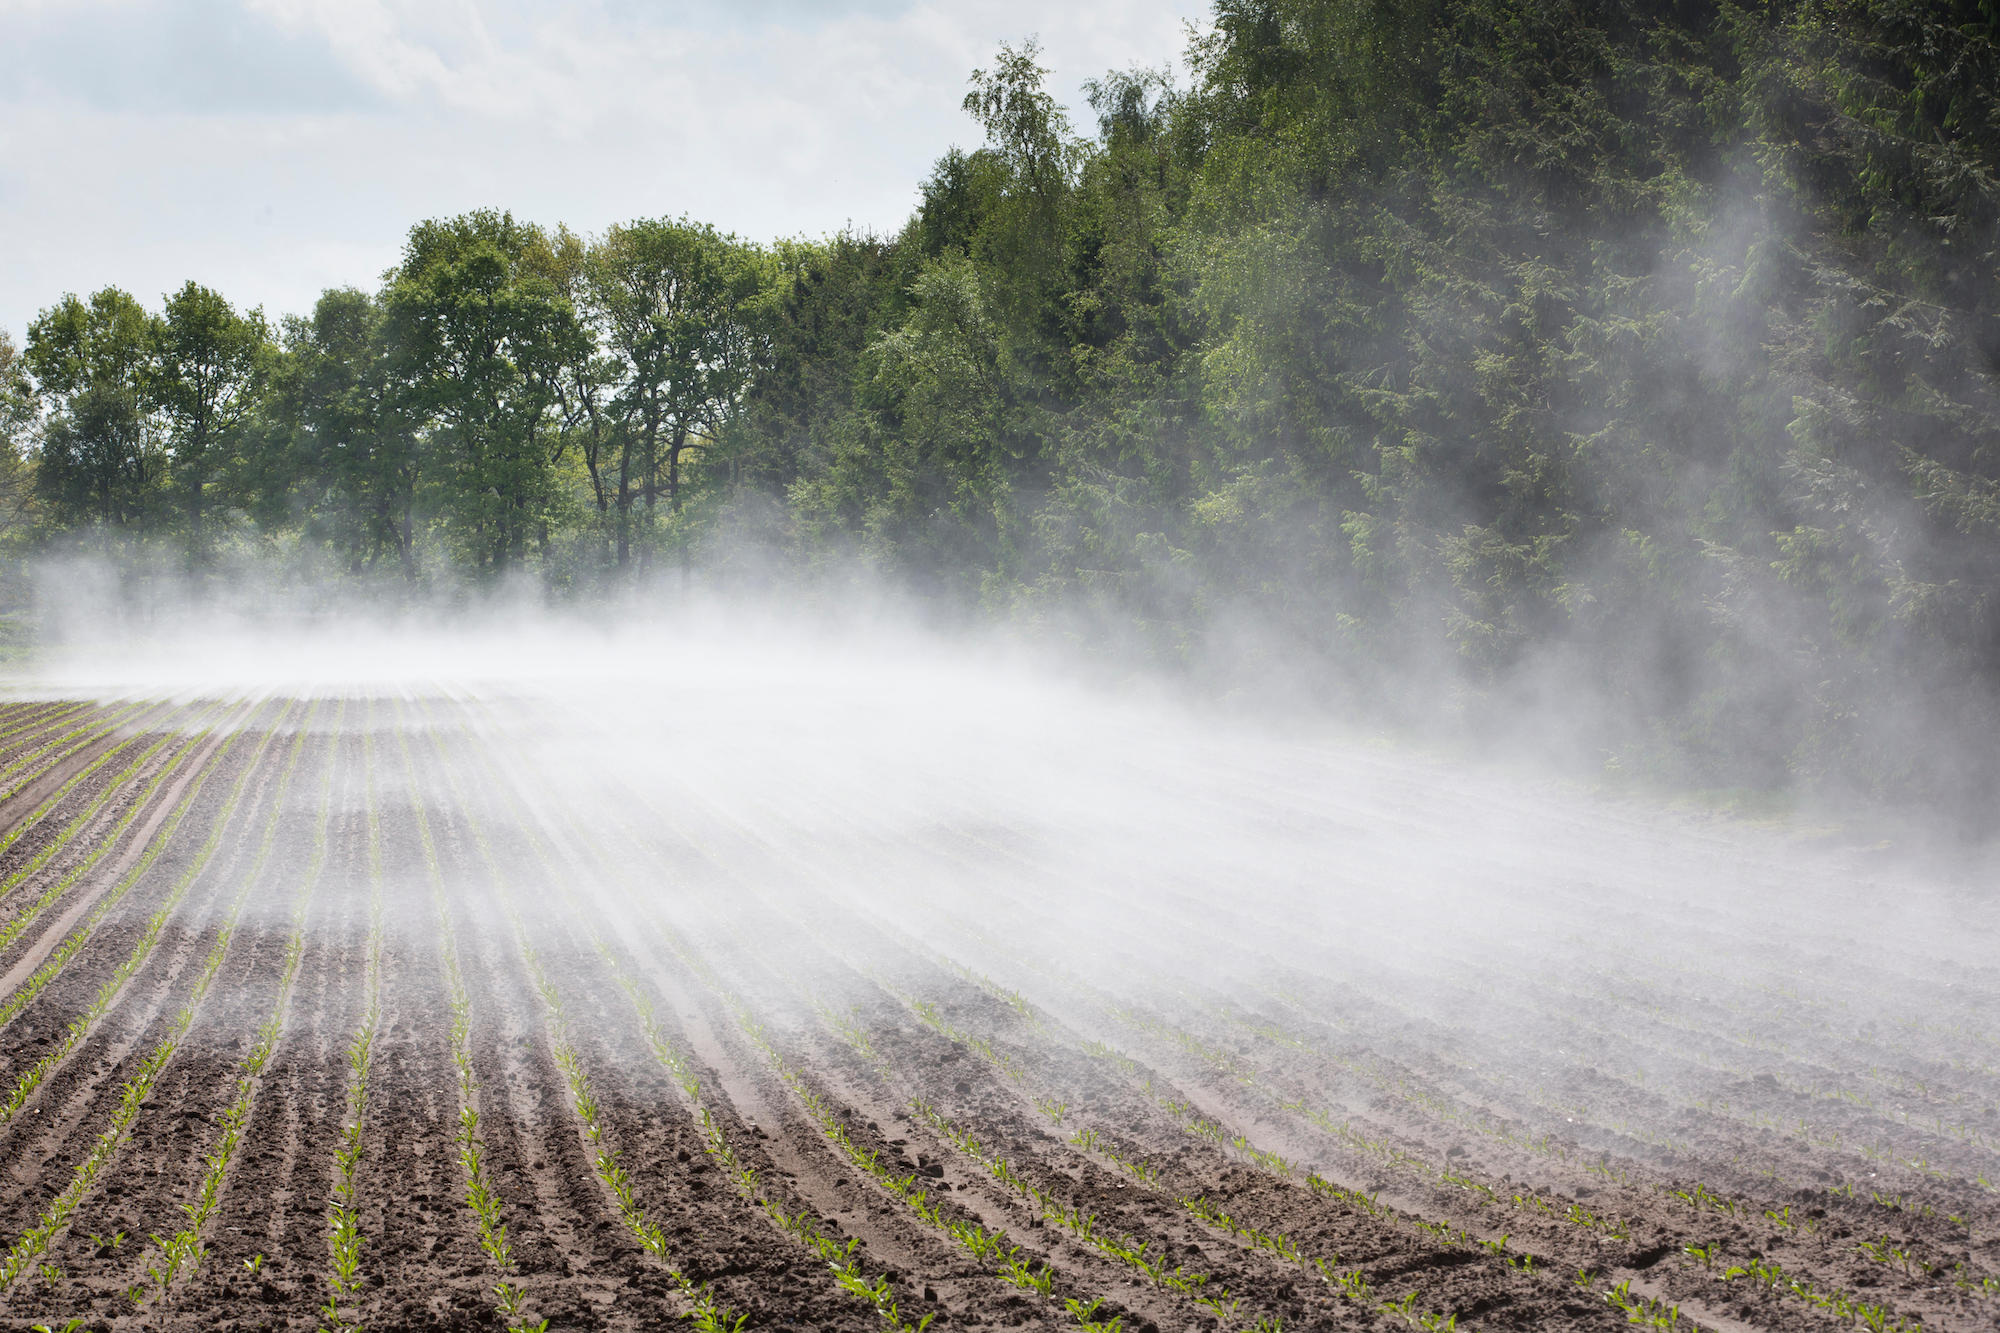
[149,281,270,557]
[585,218,762,569]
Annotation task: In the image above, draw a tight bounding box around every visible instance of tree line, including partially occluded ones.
[2,211,759,580]
[4,0,1998,813]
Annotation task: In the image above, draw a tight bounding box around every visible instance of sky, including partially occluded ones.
[0,0,1210,339]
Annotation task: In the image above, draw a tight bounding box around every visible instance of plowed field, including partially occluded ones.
[0,695,1993,1333]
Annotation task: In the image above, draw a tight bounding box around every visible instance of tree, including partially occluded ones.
[36,384,154,530]
[534,226,620,548]
[149,281,270,557]
[790,254,1014,591]
[960,40,1088,372]
[23,288,151,402]
[261,288,418,577]
[0,332,40,550]
[726,232,911,500]
[585,218,762,569]
[25,289,161,533]
[385,211,582,576]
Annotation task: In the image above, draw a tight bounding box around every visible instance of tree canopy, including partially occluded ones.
[10,0,2000,811]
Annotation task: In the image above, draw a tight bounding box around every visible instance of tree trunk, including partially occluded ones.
[188,475,205,568]
[640,471,656,575]
[615,428,633,569]
[669,430,690,586]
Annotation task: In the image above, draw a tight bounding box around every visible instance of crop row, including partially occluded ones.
[0,722,231,1044]
[548,792,1488,1320]
[1200,876,2000,1201]
[893,912,1950,1333]
[583,753,1991,1333]
[0,712,304,1300]
[0,702,140,811]
[421,717,750,1332]
[902,792,1994,1184]
[447,710,1008,1332]
[512,699,1989,1333]
[442,713,924,1332]
[0,704,219,961]
[907,871,1966,1247]
[0,701,152,816]
[397,718,544,1333]
[885,985,1477,1332]
[611,851,1490,1333]
[869,937,1496,1281]
[471,718,1006,1333]
[0,708,274,1125]
[124,710,321,1303]
[320,720,386,1333]
[0,701,90,761]
[1220,989,1996,1317]
[137,702,341,1305]
[832,908,1698,1330]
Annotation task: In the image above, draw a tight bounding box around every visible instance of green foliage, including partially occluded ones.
[13,1,2000,808]
[0,333,39,570]
[584,216,763,567]
[384,209,583,574]
[262,287,415,576]
[149,281,271,554]
[27,289,161,533]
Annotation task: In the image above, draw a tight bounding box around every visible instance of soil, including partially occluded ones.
[0,699,1993,1333]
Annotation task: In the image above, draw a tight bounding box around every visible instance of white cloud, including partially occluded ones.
[1,0,1208,335]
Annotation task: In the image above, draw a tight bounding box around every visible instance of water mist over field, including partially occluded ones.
[4,595,2000,1330]
[8,2,2000,1324]
[21,600,1996,1068]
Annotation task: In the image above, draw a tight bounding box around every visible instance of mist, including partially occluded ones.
[0,544,1993,1330]
[16,568,1996,1100]
[5,4,2000,1326]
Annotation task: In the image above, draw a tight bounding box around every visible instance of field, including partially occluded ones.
[0,693,1994,1333]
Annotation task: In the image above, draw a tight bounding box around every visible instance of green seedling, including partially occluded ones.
[1195,1291,1242,1320]
[688,1304,751,1333]
[999,1254,1053,1296]
[1721,1256,1784,1290]
[1605,1279,1688,1329]
[1855,1235,1932,1278]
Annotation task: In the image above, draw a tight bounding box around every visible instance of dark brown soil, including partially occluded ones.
[0,700,1992,1333]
